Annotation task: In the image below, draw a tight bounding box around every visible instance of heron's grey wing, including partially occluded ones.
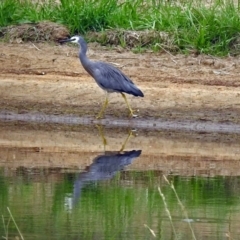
[93,62,144,97]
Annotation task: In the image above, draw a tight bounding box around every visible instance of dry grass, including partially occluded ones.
[0,21,69,43]
[86,29,176,51]
[0,22,176,51]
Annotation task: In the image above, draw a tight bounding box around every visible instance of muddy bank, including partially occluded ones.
[1,42,240,123]
[1,42,240,175]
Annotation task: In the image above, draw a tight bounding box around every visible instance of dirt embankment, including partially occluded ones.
[1,40,240,123]
[1,40,240,175]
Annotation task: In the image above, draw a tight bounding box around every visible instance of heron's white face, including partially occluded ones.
[70,36,80,44]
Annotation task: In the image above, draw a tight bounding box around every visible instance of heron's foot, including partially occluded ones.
[130,128,138,137]
[128,109,139,118]
[96,113,104,119]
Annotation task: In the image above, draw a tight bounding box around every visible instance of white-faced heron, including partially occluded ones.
[60,36,144,119]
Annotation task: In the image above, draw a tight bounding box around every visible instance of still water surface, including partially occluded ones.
[1,121,240,239]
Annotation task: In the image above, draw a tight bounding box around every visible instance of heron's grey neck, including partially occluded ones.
[78,37,91,67]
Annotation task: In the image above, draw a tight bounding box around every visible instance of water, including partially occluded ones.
[1,119,240,240]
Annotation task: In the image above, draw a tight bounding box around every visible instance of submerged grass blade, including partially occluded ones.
[7,207,24,240]
[144,224,156,238]
[2,214,8,240]
[163,175,197,240]
[158,186,178,238]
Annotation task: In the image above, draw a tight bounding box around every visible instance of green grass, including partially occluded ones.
[1,0,240,55]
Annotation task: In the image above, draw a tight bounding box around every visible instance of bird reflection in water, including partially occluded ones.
[67,126,142,208]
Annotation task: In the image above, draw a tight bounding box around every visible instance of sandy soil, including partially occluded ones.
[1,42,240,175]
[1,122,240,176]
[1,42,240,123]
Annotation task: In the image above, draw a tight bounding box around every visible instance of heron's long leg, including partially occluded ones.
[96,125,107,151]
[96,93,109,119]
[120,93,137,118]
[119,129,135,152]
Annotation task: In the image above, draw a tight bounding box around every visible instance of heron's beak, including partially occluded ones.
[59,38,73,44]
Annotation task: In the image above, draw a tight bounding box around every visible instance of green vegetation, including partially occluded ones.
[1,0,240,55]
[1,170,240,239]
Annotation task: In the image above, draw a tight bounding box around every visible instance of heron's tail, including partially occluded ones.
[126,84,144,97]
[124,150,142,158]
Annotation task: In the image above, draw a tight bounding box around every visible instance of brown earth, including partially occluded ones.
[1,122,240,176]
[1,42,240,176]
[1,41,240,123]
